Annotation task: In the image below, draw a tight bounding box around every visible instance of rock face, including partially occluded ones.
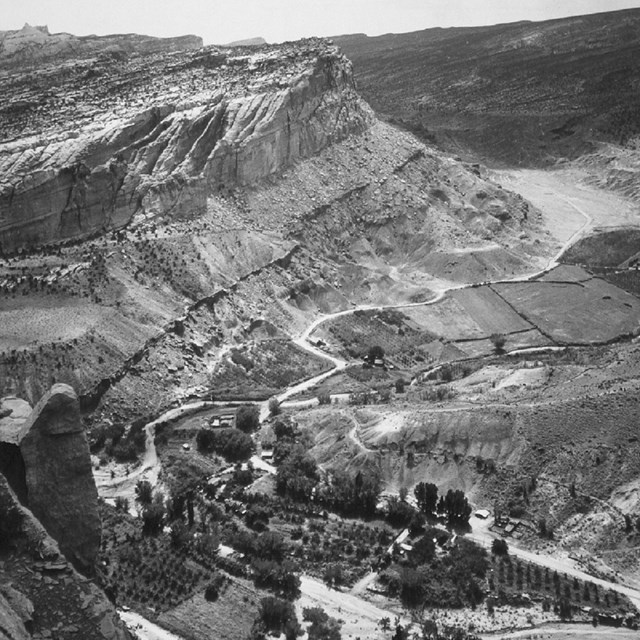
[0,38,373,254]
[17,384,100,573]
[0,474,131,640]
[0,23,202,65]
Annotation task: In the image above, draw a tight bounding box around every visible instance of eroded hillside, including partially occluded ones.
[334,8,640,166]
[0,37,553,424]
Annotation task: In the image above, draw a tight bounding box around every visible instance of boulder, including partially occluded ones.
[18,384,100,573]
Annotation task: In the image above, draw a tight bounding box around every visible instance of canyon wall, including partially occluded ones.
[0,39,373,254]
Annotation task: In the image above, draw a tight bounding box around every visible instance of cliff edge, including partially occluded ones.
[0,38,373,254]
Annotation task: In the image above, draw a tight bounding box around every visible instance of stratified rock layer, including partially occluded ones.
[0,38,373,253]
[18,384,100,573]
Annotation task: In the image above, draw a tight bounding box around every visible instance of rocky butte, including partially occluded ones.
[0,385,128,639]
[0,384,101,572]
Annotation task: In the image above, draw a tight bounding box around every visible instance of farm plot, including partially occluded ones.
[560,229,640,268]
[158,579,260,640]
[208,340,332,399]
[403,286,532,342]
[492,277,640,344]
[319,308,438,367]
[449,286,533,335]
[536,264,593,283]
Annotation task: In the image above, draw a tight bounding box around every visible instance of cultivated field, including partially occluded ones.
[492,277,640,344]
[208,340,333,399]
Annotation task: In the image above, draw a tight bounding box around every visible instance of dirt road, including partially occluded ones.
[297,575,409,640]
[481,622,640,639]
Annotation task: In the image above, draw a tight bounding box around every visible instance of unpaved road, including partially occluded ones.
[297,575,409,640]
[118,610,186,640]
[481,623,640,639]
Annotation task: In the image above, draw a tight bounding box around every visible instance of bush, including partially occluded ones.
[317,392,331,405]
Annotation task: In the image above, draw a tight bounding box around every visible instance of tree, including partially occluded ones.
[409,533,436,564]
[246,504,270,531]
[197,428,253,461]
[141,502,164,535]
[443,489,472,525]
[259,596,299,635]
[276,445,319,501]
[399,486,408,502]
[414,482,438,515]
[114,496,129,512]
[368,345,385,361]
[395,378,406,394]
[317,392,331,405]
[236,404,260,433]
[255,531,285,561]
[135,480,153,507]
[490,333,506,353]
[204,572,226,602]
[491,538,509,556]
[378,617,391,632]
[268,398,281,417]
[323,563,344,589]
[303,607,342,640]
[170,521,192,549]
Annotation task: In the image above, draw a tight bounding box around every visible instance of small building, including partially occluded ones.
[475,509,491,519]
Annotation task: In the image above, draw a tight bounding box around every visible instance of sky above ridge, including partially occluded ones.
[3,0,640,44]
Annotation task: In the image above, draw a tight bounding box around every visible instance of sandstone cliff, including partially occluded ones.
[0,38,373,254]
[0,386,101,574]
[0,474,131,640]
